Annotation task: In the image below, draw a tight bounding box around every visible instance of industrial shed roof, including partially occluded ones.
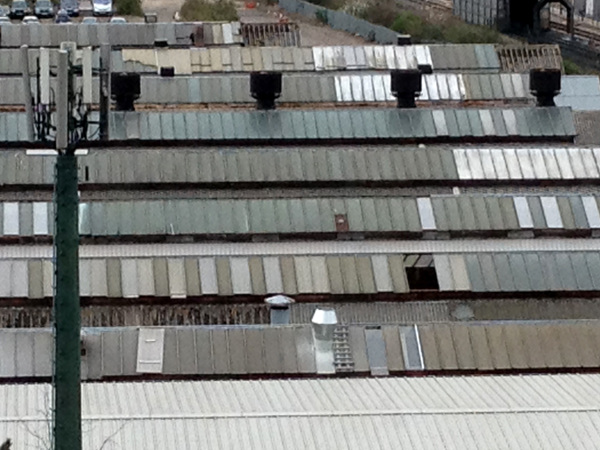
[4,321,600,380]
[2,374,600,449]
[1,193,600,239]
[0,72,527,105]
[7,297,600,328]
[106,107,575,143]
[556,75,600,111]
[0,73,591,107]
[1,250,599,299]
[1,238,596,259]
[4,146,600,187]
[0,107,576,143]
[0,22,202,48]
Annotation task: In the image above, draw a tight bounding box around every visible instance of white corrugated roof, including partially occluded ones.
[0,238,598,259]
[2,375,600,448]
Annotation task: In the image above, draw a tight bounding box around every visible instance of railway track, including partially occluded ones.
[411,0,600,45]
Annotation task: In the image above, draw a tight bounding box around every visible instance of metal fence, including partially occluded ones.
[278,0,398,44]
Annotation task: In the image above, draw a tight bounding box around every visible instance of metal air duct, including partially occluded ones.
[250,71,282,110]
[110,72,141,111]
[265,295,295,325]
[390,69,422,108]
[530,68,561,107]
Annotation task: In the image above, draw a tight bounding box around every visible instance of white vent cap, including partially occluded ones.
[265,295,295,307]
[311,307,338,326]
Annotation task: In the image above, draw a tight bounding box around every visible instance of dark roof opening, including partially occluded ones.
[406,266,439,291]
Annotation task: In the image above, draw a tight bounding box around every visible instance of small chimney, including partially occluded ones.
[530,68,561,107]
[250,71,282,110]
[160,66,175,77]
[311,307,337,374]
[265,295,295,325]
[110,72,141,111]
[396,34,412,46]
[418,63,433,75]
[390,69,422,108]
[311,307,337,341]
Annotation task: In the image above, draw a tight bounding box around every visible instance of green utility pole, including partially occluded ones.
[53,48,82,450]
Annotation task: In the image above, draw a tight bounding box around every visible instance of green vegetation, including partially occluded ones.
[315,8,328,24]
[391,10,503,44]
[115,0,143,16]
[179,0,238,21]
[563,58,584,75]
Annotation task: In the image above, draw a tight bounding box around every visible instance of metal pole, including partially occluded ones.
[20,45,34,141]
[99,44,111,141]
[53,49,81,450]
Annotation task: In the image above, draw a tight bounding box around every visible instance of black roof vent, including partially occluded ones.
[111,72,141,111]
[390,69,422,108]
[530,68,561,107]
[250,71,282,110]
[397,34,411,46]
[160,66,175,77]
[418,64,433,75]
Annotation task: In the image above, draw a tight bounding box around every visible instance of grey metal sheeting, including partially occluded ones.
[5,146,600,186]
[7,298,600,328]
[0,108,575,143]
[2,250,600,299]
[107,107,576,142]
[0,73,531,105]
[0,22,199,47]
[4,375,600,450]
[112,43,500,74]
[5,321,600,380]
[2,193,600,237]
[0,43,522,76]
[1,73,593,106]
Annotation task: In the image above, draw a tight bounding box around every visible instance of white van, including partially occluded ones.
[92,0,112,16]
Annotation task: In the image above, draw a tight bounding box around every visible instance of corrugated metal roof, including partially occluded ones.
[1,250,600,299]
[7,297,600,328]
[6,73,596,106]
[4,323,600,379]
[0,22,200,48]
[1,238,599,261]
[106,107,575,142]
[556,75,600,111]
[428,43,500,71]
[2,374,600,448]
[4,146,600,186]
[2,194,599,238]
[1,239,598,260]
[110,43,504,74]
[0,108,575,143]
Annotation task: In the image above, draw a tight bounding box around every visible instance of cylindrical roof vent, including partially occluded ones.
[250,71,282,110]
[265,295,295,325]
[529,68,561,107]
[311,307,337,342]
[110,72,141,111]
[390,69,422,108]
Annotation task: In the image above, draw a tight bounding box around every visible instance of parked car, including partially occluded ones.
[81,16,97,23]
[0,5,10,16]
[92,0,111,16]
[22,14,39,23]
[109,16,125,23]
[0,16,11,24]
[34,0,54,18]
[54,8,70,22]
[59,0,78,16]
[9,0,31,19]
